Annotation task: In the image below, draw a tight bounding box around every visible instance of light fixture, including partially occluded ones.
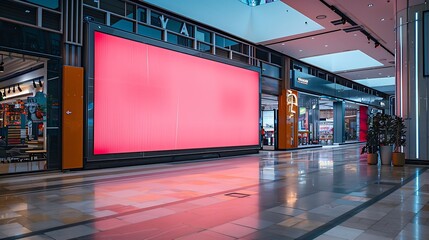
[17,84,22,92]
[375,42,380,48]
[0,54,4,73]
[341,18,347,24]
[2,89,5,97]
[32,79,37,88]
[13,86,15,93]
[7,87,10,94]
[38,79,43,87]
[367,36,371,44]
[368,3,374,7]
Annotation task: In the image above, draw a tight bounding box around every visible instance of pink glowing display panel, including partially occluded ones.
[93,32,260,154]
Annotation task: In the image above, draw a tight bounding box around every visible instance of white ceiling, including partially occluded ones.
[141,0,424,95]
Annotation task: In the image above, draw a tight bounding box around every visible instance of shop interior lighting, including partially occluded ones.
[12,86,15,93]
[17,84,22,92]
[38,79,43,87]
[32,79,37,88]
[7,87,10,94]
[0,54,4,73]
[3,89,5,97]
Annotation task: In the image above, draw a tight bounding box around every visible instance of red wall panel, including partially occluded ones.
[94,32,259,154]
[359,106,368,142]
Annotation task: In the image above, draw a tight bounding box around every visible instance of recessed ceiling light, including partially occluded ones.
[316,15,327,19]
[281,43,285,45]
[381,18,385,21]
[25,10,30,13]
[354,33,357,36]
[324,44,328,47]
[311,37,315,40]
[299,49,303,52]
[378,73,382,75]
[368,3,373,7]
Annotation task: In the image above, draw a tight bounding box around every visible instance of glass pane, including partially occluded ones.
[215,47,229,58]
[83,0,97,7]
[197,42,212,53]
[0,1,37,25]
[167,33,193,48]
[100,0,125,16]
[196,28,211,43]
[151,12,162,28]
[111,15,133,32]
[83,7,106,24]
[256,49,269,61]
[232,52,249,64]
[137,7,146,23]
[126,3,135,19]
[42,10,61,31]
[137,24,162,40]
[271,54,282,65]
[22,0,60,11]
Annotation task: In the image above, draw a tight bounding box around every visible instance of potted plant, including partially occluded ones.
[361,127,379,164]
[391,115,406,166]
[377,113,394,165]
[361,114,380,165]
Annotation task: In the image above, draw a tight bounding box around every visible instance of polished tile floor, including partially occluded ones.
[0,144,428,239]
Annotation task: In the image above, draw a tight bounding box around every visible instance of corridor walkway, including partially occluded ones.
[0,144,428,239]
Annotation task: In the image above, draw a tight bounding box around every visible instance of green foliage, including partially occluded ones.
[376,112,394,146]
[392,115,406,152]
[361,113,380,154]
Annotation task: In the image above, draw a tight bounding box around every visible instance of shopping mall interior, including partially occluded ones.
[0,0,429,239]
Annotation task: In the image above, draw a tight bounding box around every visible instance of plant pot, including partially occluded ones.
[380,145,392,165]
[392,152,405,166]
[367,153,378,165]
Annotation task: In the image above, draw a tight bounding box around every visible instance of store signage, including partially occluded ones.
[297,77,309,85]
[159,15,190,37]
[287,90,298,118]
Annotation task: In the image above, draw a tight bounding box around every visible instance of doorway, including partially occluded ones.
[261,94,278,150]
[0,51,48,174]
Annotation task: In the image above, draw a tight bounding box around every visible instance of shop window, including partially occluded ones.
[215,35,239,51]
[22,0,60,11]
[100,0,125,16]
[137,24,162,40]
[83,7,106,24]
[42,10,61,31]
[0,1,37,26]
[111,15,133,32]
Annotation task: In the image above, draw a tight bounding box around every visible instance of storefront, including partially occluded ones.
[284,61,389,148]
[0,12,61,174]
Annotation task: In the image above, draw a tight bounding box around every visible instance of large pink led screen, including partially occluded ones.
[93,32,260,154]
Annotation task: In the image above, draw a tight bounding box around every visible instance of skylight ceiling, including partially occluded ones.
[143,0,323,43]
[354,77,395,88]
[300,50,384,73]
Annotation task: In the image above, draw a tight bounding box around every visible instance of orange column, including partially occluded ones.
[62,66,84,169]
[278,89,298,149]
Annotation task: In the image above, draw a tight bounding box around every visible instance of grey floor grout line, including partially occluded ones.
[295,167,429,240]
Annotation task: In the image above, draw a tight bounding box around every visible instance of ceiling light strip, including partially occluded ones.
[415,12,419,159]
[400,17,403,118]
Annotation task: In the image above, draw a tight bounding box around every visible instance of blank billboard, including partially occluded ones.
[93,32,259,154]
